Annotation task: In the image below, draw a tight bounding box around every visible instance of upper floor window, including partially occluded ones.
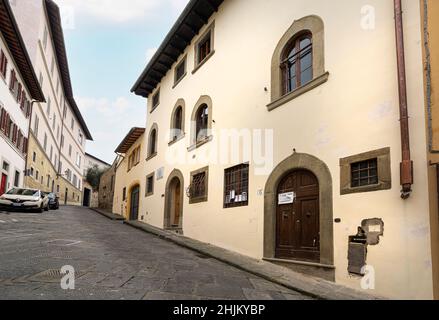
[71,118,74,130]
[189,96,213,150]
[151,90,160,112]
[171,106,184,142]
[147,125,158,159]
[268,15,328,111]
[194,22,215,73]
[196,104,209,143]
[282,33,313,94]
[128,146,141,171]
[43,27,48,50]
[174,56,187,86]
[0,50,7,78]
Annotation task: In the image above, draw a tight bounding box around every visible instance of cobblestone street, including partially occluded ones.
[0,206,312,300]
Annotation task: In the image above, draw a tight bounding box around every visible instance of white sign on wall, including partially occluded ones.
[278,192,295,205]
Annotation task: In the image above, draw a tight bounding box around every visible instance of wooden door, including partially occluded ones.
[276,170,320,262]
[130,186,140,221]
[173,180,181,226]
[0,174,7,195]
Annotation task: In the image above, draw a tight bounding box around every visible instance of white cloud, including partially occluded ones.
[55,0,190,23]
[77,96,130,117]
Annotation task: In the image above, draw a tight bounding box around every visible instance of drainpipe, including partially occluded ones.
[394,0,413,199]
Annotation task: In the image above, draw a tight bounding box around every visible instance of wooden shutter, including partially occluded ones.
[12,124,18,143]
[17,83,22,102]
[9,69,16,91]
[22,137,28,154]
[0,50,7,77]
[0,108,4,132]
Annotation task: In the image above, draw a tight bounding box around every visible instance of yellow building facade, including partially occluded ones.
[24,133,82,205]
[422,0,439,300]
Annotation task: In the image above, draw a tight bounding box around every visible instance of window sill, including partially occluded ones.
[267,72,330,112]
[189,196,208,204]
[146,153,157,162]
[172,72,187,89]
[187,135,213,152]
[341,182,391,195]
[145,192,154,198]
[168,133,185,146]
[192,50,215,75]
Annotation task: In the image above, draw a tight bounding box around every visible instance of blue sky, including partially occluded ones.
[55,0,190,164]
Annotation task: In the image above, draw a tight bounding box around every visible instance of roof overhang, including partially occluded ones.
[115,127,146,154]
[44,0,93,141]
[131,0,224,98]
[0,0,45,102]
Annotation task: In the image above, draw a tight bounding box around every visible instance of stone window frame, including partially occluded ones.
[146,123,159,161]
[188,95,213,151]
[169,99,186,146]
[192,21,215,74]
[268,15,329,112]
[145,172,155,197]
[173,55,187,88]
[189,166,209,204]
[340,147,392,195]
[150,88,160,113]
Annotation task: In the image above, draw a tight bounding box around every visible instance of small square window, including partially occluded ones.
[146,172,154,197]
[152,90,160,111]
[174,57,186,86]
[340,148,391,195]
[350,159,378,188]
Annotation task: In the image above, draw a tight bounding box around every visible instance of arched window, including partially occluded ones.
[281,33,312,94]
[147,125,158,159]
[189,96,212,150]
[195,104,209,143]
[269,15,328,111]
[172,106,183,141]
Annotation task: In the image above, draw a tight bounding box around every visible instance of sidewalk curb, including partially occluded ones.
[123,220,383,300]
[91,208,125,221]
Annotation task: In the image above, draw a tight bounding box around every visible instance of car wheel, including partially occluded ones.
[44,205,49,212]
[38,205,44,213]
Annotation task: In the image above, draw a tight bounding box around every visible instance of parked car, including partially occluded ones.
[0,188,49,213]
[47,193,60,210]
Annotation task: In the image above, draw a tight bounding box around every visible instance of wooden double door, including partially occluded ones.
[276,170,320,262]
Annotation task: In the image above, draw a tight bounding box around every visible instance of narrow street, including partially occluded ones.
[0,206,312,300]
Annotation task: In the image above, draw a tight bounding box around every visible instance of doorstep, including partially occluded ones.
[91,208,125,221]
[124,220,383,300]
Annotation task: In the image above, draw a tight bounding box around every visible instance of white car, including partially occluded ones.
[0,188,50,213]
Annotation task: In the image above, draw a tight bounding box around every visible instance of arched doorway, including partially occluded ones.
[129,185,140,221]
[164,169,184,232]
[264,152,333,266]
[276,170,320,262]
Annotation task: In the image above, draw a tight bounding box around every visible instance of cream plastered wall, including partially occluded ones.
[127,0,432,299]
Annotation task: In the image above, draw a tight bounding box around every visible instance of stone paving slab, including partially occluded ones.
[124,220,383,300]
[0,207,313,300]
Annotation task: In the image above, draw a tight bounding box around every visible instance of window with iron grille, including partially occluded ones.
[281,33,313,95]
[224,164,249,208]
[351,159,378,188]
[190,167,209,204]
